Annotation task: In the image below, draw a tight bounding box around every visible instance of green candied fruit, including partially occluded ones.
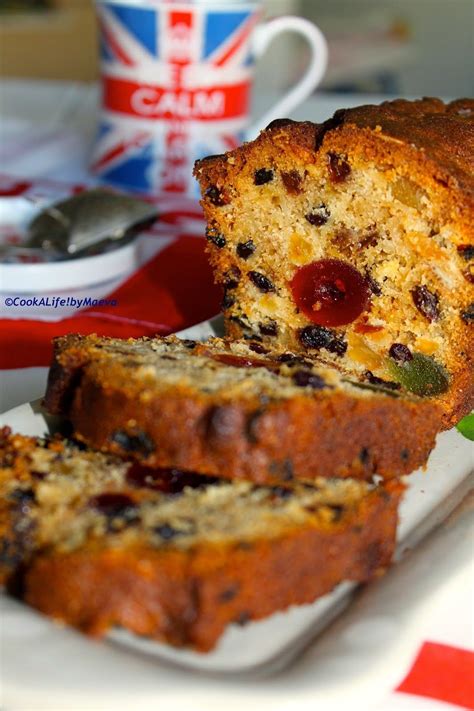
[456,413,474,441]
[388,352,449,397]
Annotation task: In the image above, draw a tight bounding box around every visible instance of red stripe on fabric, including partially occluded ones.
[0,180,32,197]
[0,235,221,369]
[396,641,474,709]
[101,19,136,66]
[214,14,257,68]
[102,76,250,121]
[90,131,150,173]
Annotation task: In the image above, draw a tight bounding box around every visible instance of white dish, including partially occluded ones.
[0,317,472,709]
[0,240,138,293]
[0,195,139,293]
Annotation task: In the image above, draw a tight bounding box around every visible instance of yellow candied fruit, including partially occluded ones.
[259,294,279,314]
[289,232,313,266]
[363,328,388,343]
[347,332,385,371]
[405,231,446,260]
[414,337,440,356]
[391,176,427,211]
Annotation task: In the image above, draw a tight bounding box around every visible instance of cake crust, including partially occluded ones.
[194,99,474,426]
[0,428,403,652]
[43,334,441,483]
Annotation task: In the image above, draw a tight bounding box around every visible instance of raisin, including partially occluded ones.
[389,343,413,364]
[182,339,197,349]
[156,523,189,540]
[292,369,327,389]
[463,265,474,283]
[236,240,256,259]
[326,338,348,356]
[365,271,382,296]
[221,290,235,310]
[90,493,138,522]
[31,470,47,480]
[297,326,347,356]
[205,185,227,206]
[328,504,344,522]
[359,229,379,249]
[277,352,310,365]
[223,278,238,292]
[9,488,36,513]
[254,168,274,185]
[205,228,226,248]
[400,449,410,461]
[327,152,351,183]
[457,245,474,260]
[248,271,275,293]
[259,320,278,336]
[111,430,155,456]
[364,370,401,390]
[359,447,370,465]
[461,303,474,323]
[219,584,240,602]
[305,204,330,226]
[298,325,334,349]
[281,170,303,194]
[411,285,440,322]
[270,486,293,499]
[248,342,269,354]
[127,464,219,493]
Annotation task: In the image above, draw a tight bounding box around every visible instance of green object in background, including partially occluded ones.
[456,413,474,441]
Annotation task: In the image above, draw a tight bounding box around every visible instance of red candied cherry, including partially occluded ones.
[290,259,370,327]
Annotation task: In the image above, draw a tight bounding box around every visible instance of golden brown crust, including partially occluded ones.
[43,334,441,482]
[194,98,474,427]
[329,98,474,199]
[25,503,399,652]
[0,428,403,652]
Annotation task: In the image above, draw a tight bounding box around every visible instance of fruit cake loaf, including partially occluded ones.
[44,333,440,483]
[0,428,403,652]
[194,98,474,427]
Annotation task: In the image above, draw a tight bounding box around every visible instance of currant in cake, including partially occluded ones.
[43,333,440,483]
[0,428,403,652]
[194,98,474,426]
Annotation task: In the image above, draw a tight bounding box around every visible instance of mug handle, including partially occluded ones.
[247,16,328,137]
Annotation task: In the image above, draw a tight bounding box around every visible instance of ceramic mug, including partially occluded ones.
[91,0,328,194]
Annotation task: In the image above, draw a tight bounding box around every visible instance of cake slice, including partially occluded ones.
[44,333,440,483]
[194,98,474,426]
[0,427,403,652]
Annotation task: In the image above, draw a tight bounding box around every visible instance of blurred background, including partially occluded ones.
[1,0,473,97]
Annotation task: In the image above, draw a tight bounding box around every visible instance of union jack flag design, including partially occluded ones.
[91,2,257,195]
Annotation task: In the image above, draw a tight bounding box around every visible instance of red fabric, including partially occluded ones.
[0,234,221,369]
[396,641,474,709]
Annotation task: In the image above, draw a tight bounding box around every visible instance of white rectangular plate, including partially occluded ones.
[0,316,472,709]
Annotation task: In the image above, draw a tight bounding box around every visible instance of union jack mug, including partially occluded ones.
[91,0,328,195]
